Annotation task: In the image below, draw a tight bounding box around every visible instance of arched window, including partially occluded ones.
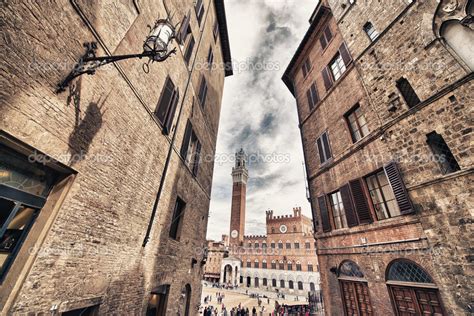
[262,259,267,269]
[288,280,294,289]
[272,278,277,287]
[297,281,303,290]
[278,240,283,249]
[248,242,252,248]
[262,278,268,286]
[305,240,311,249]
[287,261,293,271]
[386,259,444,315]
[279,260,284,270]
[280,279,285,288]
[254,259,259,268]
[271,260,276,269]
[308,262,314,272]
[271,227,275,233]
[293,225,297,232]
[310,282,316,291]
[254,241,259,248]
[286,240,291,249]
[338,260,364,278]
[440,20,474,70]
[262,241,267,248]
[294,242,300,249]
[246,259,251,268]
[254,277,259,287]
[183,284,192,316]
[386,259,434,284]
[296,261,302,271]
[271,241,275,249]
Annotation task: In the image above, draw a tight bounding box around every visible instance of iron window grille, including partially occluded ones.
[426,132,460,174]
[363,22,379,41]
[387,260,434,284]
[396,77,421,108]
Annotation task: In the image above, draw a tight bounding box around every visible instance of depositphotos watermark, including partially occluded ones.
[210,151,291,166]
[28,150,113,165]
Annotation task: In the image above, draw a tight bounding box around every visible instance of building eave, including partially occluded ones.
[214,0,233,77]
[282,4,331,96]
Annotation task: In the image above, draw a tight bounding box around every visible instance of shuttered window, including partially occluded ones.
[322,67,333,91]
[383,162,414,215]
[306,82,319,110]
[426,132,460,174]
[319,26,333,50]
[178,13,191,44]
[198,76,208,108]
[330,53,346,81]
[316,132,332,164]
[180,120,202,176]
[349,179,373,224]
[365,170,401,219]
[302,58,312,78]
[318,195,331,232]
[207,47,214,68]
[155,77,179,135]
[396,77,420,108]
[195,0,204,25]
[184,35,195,66]
[340,184,359,227]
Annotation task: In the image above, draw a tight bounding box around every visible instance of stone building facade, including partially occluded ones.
[0,0,231,315]
[203,236,229,283]
[283,0,472,315]
[218,150,321,298]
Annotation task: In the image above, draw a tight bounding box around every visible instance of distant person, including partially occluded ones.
[252,306,257,315]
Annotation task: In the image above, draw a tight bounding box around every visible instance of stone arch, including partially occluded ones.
[385,259,435,284]
[337,260,365,278]
[440,19,474,70]
[183,284,192,316]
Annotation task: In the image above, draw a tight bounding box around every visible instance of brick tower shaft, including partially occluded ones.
[229,149,248,246]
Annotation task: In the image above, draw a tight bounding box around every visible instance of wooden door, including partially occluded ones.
[389,285,445,316]
[340,280,373,316]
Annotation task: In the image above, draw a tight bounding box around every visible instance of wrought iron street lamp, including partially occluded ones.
[56,19,176,93]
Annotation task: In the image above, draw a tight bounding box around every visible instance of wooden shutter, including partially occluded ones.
[302,64,308,78]
[311,83,319,104]
[322,132,332,159]
[181,121,193,158]
[339,43,352,67]
[306,89,313,109]
[155,78,175,124]
[349,179,373,224]
[199,78,208,107]
[320,35,327,50]
[318,195,331,232]
[384,161,414,214]
[192,140,201,176]
[316,137,325,164]
[163,89,179,135]
[311,201,319,232]
[340,184,359,227]
[322,67,333,91]
[178,12,191,44]
[324,27,333,42]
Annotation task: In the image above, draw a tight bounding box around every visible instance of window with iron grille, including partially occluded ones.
[387,259,434,283]
[426,132,460,174]
[329,191,348,229]
[345,104,369,142]
[302,58,312,78]
[396,77,420,108]
[330,53,346,81]
[306,82,319,110]
[195,0,204,25]
[198,76,208,108]
[316,131,332,164]
[363,22,379,41]
[365,170,401,220]
[169,197,186,240]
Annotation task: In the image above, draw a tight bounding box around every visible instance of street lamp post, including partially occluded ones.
[56,19,176,93]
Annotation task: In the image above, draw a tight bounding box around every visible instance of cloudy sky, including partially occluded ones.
[206,0,318,240]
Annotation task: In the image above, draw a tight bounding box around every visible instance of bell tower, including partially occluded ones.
[229,148,248,246]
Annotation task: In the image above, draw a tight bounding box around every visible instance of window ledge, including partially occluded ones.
[315,215,420,240]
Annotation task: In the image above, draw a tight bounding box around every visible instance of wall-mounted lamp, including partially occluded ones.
[56,19,176,93]
[329,266,338,275]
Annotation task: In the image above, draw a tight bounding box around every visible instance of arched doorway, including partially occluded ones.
[254,277,259,287]
[386,259,445,315]
[337,260,373,315]
[223,264,232,284]
[183,284,191,316]
[246,276,251,287]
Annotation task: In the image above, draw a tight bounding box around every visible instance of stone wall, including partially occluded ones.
[0,0,229,314]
